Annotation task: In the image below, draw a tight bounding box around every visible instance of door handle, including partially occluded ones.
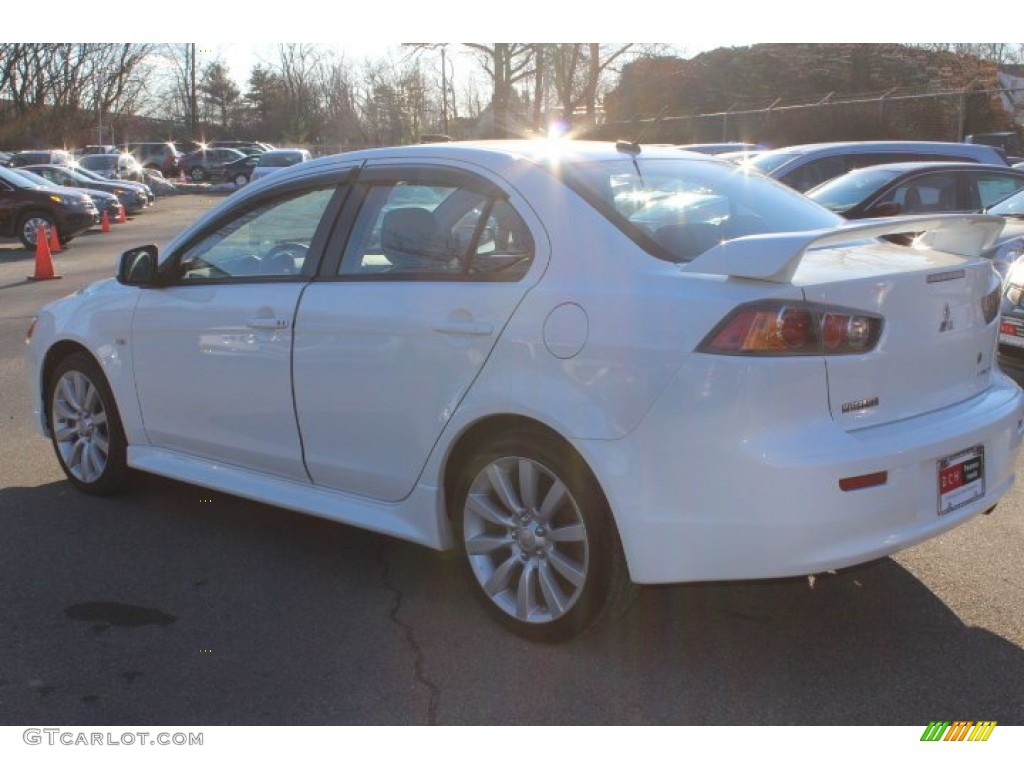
[432,320,494,336]
[246,317,289,330]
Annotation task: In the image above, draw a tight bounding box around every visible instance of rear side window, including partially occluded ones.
[969,171,1024,209]
[339,179,534,280]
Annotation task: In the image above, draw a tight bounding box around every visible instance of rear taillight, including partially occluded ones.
[982,284,1000,324]
[699,301,883,356]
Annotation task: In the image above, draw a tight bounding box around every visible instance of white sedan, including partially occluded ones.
[25,140,1024,642]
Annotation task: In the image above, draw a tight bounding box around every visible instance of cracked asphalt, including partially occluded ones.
[1,196,1023,725]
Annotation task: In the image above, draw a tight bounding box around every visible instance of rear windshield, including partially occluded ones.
[80,156,115,169]
[556,157,841,262]
[260,152,304,167]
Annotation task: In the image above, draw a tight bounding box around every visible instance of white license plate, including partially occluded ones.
[1000,317,1024,348]
[937,445,985,515]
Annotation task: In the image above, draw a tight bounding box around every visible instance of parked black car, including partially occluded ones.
[0,165,97,248]
[221,154,261,187]
[74,165,154,207]
[23,164,148,214]
[806,162,1024,219]
[13,168,123,224]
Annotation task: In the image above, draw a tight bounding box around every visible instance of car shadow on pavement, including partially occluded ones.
[1,476,1021,726]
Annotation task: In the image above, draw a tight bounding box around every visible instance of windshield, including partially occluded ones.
[556,157,841,262]
[747,151,802,175]
[988,188,1024,216]
[806,167,902,212]
[12,169,56,188]
[74,166,112,182]
[0,165,46,190]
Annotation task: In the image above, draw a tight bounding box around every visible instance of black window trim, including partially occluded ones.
[156,166,357,286]
[314,163,534,283]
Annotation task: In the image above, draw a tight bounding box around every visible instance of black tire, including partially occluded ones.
[234,173,249,187]
[451,429,635,642]
[190,166,206,181]
[18,212,55,249]
[47,351,129,495]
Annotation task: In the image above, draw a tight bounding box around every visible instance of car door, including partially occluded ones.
[130,177,349,481]
[292,162,547,502]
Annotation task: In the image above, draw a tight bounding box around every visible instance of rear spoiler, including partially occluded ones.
[680,214,1006,283]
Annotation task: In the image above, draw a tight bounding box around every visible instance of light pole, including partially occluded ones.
[441,46,449,135]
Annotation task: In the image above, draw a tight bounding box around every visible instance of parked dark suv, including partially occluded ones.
[123,142,182,175]
[0,165,97,248]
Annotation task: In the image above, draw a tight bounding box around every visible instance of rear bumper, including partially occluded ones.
[578,361,1024,584]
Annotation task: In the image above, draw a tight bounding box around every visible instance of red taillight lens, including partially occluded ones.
[982,284,1000,325]
[699,301,883,356]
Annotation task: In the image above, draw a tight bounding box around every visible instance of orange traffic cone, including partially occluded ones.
[178,168,186,183]
[27,225,61,281]
[101,210,111,232]
[117,205,128,224]
[48,224,62,253]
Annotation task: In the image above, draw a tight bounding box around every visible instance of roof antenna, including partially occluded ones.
[617,106,670,154]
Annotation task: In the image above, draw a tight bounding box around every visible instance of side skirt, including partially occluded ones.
[127,446,446,550]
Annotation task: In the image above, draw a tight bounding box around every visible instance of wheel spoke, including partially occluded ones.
[546,522,586,543]
[54,424,78,442]
[92,432,109,458]
[537,560,568,618]
[537,478,568,522]
[465,532,512,555]
[483,553,519,597]
[518,458,539,511]
[548,548,586,588]
[91,410,107,428]
[60,376,83,412]
[466,492,515,528]
[82,381,99,413]
[485,462,523,515]
[68,438,86,473]
[54,398,78,422]
[516,561,537,620]
[81,443,99,481]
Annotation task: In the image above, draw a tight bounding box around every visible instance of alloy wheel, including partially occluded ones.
[462,456,590,624]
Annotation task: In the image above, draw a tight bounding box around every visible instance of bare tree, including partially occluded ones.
[462,44,535,138]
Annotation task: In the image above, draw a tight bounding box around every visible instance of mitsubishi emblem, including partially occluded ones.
[939,303,953,333]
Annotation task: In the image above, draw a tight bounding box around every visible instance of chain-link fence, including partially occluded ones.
[587,86,1023,147]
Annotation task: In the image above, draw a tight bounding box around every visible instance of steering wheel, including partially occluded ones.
[261,242,309,275]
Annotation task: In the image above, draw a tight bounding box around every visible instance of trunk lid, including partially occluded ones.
[683,214,1005,430]
[794,241,1000,429]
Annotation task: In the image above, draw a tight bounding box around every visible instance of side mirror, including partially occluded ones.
[870,201,902,217]
[117,245,159,286]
